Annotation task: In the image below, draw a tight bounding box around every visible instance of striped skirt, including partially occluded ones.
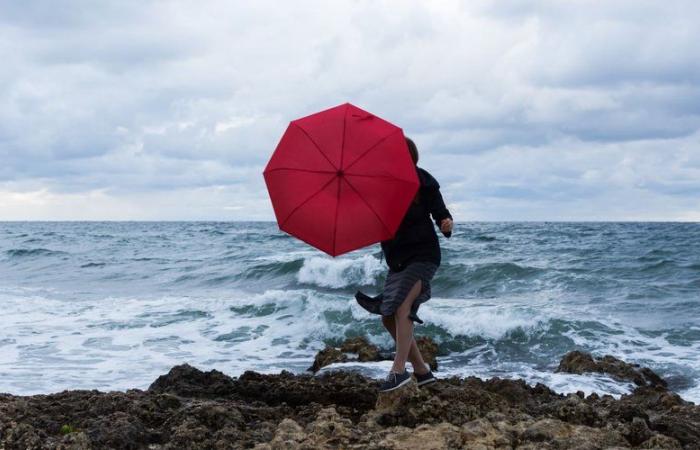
[380,261,438,324]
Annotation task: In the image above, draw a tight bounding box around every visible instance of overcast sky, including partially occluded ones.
[1,0,699,221]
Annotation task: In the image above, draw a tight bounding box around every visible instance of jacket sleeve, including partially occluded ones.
[417,167,453,237]
[426,184,452,238]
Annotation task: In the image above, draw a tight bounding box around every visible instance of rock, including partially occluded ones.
[416,336,439,371]
[518,418,629,448]
[304,407,353,447]
[148,363,237,397]
[264,418,305,450]
[374,378,421,413]
[637,433,682,449]
[340,336,382,362]
[556,350,667,387]
[1,353,698,449]
[235,370,377,415]
[84,411,153,449]
[377,422,464,449]
[307,346,347,372]
[625,416,653,446]
[550,393,601,427]
[309,335,441,373]
[648,405,700,447]
[57,431,91,449]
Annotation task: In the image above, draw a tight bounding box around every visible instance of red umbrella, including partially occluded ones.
[263,103,419,256]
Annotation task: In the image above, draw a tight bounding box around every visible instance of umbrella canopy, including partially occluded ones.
[263,103,419,256]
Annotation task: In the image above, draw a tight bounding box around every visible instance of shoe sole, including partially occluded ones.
[379,376,412,393]
[416,377,437,387]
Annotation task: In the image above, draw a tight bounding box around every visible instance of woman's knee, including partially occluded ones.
[398,280,422,313]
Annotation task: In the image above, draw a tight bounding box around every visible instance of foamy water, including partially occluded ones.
[1,221,698,402]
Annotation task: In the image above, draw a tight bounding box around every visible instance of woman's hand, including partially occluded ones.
[440,218,453,234]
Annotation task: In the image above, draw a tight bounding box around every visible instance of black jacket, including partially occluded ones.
[380,167,452,272]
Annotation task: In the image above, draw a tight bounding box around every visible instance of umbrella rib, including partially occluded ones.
[333,106,349,255]
[279,175,337,229]
[341,128,402,173]
[332,174,341,255]
[342,177,393,237]
[264,168,336,175]
[344,173,417,184]
[293,123,338,171]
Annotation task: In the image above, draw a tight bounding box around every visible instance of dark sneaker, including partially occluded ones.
[414,368,437,387]
[355,291,383,315]
[379,370,412,392]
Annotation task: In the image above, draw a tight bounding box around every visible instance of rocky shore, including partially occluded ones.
[1,340,698,449]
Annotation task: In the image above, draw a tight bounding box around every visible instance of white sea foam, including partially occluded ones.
[419,297,546,340]
[0,288,354,394]
[2,285,699,404]
[297,254,383,288]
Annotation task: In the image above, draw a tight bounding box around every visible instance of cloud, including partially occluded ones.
[1,1,699,220]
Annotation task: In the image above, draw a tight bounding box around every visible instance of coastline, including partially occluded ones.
[1,349,698,449]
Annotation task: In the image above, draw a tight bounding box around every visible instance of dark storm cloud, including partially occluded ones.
[1,1,699,220]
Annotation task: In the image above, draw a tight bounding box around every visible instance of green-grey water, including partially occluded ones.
[1,221,698,401]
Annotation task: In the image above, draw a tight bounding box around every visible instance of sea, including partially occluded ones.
[1,221,698,402]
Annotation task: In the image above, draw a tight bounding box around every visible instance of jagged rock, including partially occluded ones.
[304,407,354,447]
[374,378,421,413]
[416,336,439,371]
[57,431,91,449]
[253,418,305,450]
[556,350,667,387]
[648,405,700,448]
[148,363,237,397]
[340,336,382,362]
[517,418,630,448]
[638,433,682,449]
[309,335,441,373]
[1,357,699,449]
[377,422,464,449]
[307,346,348,372]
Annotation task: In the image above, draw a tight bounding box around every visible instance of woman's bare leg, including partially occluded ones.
[381,315,429,375]
[390,280,423,374]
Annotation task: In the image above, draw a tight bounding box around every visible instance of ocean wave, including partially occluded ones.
[473,235,497,242]
[296,255,384,288]
[418,299,546,341]
[243,258,305,279]
[431,262,546,295]
[468,262,544,280]
[641,259,678,272]
[4,248,68,259]
[80,262,106,268]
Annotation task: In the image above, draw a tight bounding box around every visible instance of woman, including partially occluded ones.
[355,137,453,392]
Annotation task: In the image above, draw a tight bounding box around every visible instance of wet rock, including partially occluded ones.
[304,407,354,447]
[557,350,667,387]
[518,418,630,449]
[638,433,682,449]
[377,422,463,449]
[416,336,439,371]
[84,411,153,449]
[548,393,601,427]
[255,418,305,450]
[374,378,421,413]
[57,431,91,449]
[148,363,237,398]
[307,346,347,372]
[235,370,377,415]
[308,335,441,373]
[2,354,699,449]
[648,405,700,448]
[340,336,382,362]
[625,416,653,446]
